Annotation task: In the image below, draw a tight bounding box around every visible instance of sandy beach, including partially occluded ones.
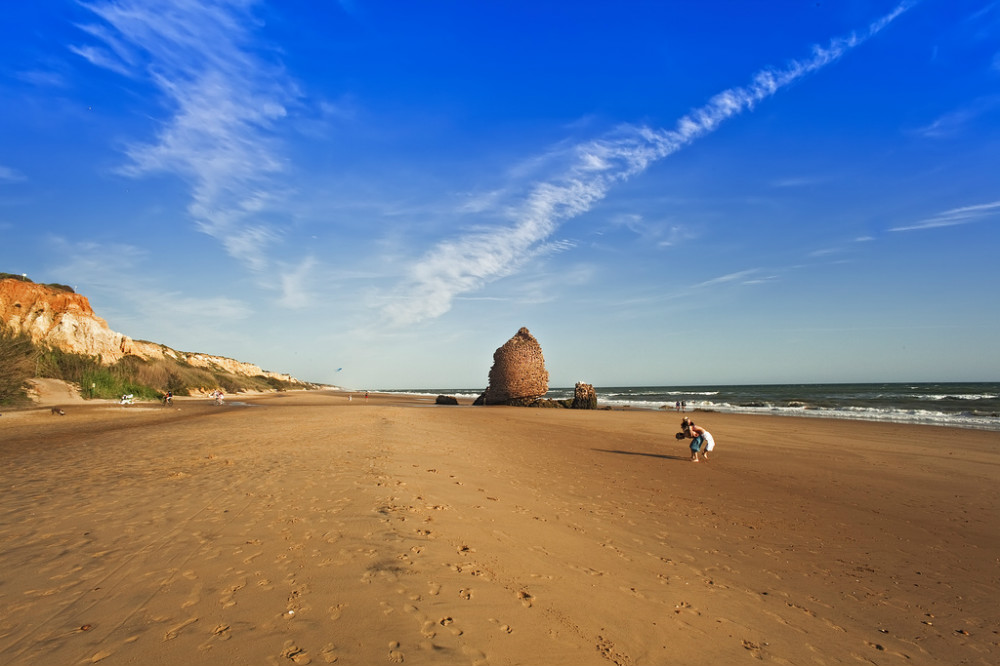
[1,389,998,665]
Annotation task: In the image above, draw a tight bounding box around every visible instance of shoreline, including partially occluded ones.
[10,379,998,430]
[6,384,995,433]
[381,384,1000,431]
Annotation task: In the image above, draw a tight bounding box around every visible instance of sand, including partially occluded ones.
[1,389,998,665]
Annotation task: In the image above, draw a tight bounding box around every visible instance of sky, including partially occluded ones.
[1,1,998,389]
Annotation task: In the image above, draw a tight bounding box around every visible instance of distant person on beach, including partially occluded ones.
[675,401,680,411]
[681,401,687,412]
[680,417,715,462]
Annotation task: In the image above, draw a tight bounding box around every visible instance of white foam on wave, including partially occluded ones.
[604,390,719,397]
[597,397,999,431]
[386,390,483,401]
[911,393,999,401]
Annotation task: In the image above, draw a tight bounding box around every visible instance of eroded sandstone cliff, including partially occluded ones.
[0,279,134,361]
[0,277,297,382]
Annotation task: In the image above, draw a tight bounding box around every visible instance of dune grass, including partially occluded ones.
[1,326,310,404]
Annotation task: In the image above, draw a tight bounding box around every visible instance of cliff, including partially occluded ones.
[0,277,298,383]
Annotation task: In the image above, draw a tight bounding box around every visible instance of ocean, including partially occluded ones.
[382,382,1000,431]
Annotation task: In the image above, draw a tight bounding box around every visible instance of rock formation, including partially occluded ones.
[572,382,597,409]
[0,277,298,383]
[475,327,549,406]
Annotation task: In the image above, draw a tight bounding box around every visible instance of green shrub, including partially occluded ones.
[0,326,36,405]
[211,371,244,394]
[79,366,159,401]
[1,323,310,401]
[0,273,74,293]
[35,346,102,383]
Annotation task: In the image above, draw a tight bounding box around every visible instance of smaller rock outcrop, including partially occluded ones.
[435,395,459,405]
[572,382,597,409]
[474,327,549,406]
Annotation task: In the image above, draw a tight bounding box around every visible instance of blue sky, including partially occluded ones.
[1,1,998,389]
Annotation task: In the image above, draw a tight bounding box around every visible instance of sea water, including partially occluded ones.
[382,382,1000,431]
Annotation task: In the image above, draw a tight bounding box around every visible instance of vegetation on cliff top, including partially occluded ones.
[0,324,313,406]
[0,273,75,293]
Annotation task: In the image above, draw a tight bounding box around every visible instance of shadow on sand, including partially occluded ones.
[593,448,690,461]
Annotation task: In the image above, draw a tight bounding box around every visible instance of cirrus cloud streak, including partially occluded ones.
[382,2,913,326]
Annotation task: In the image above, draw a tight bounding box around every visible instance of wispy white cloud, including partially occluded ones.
[276,255,318,309]
[742,275,779,286]
[911,95,1000,138]
[71,0,299,273]
[770,175,827,188]
[67,43,134,77]
[15,68,70,88]
[890,200,1000,231]
[0,165,26,183]
[381,2,912,326]
[608,213,694,248]
[69,20,139,76]
[48,236,251,341]
[694,269,760,288]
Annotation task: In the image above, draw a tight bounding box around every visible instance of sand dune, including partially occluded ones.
[1,391,997,665]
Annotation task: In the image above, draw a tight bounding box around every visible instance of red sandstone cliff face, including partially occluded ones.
[0,278,297,382]
[0,279,135,361]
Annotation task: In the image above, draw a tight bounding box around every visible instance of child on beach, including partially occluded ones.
[680,417,715,462]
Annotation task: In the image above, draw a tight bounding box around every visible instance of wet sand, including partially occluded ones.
[1,390,998,665]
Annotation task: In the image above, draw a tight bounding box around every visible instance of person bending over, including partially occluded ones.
[681,417,715,462]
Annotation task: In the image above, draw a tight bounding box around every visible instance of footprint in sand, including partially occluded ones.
[220,579,247,608]
[489,618,513,634]
[182,581,203,608]
[320,643,339,663]
[388,641,404,663]
[459,588,473,600]
[164,617,198,640]
[517,590,533,608]
[281,640,311,664]
[570,564,605,577]
[461,646,488,666]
